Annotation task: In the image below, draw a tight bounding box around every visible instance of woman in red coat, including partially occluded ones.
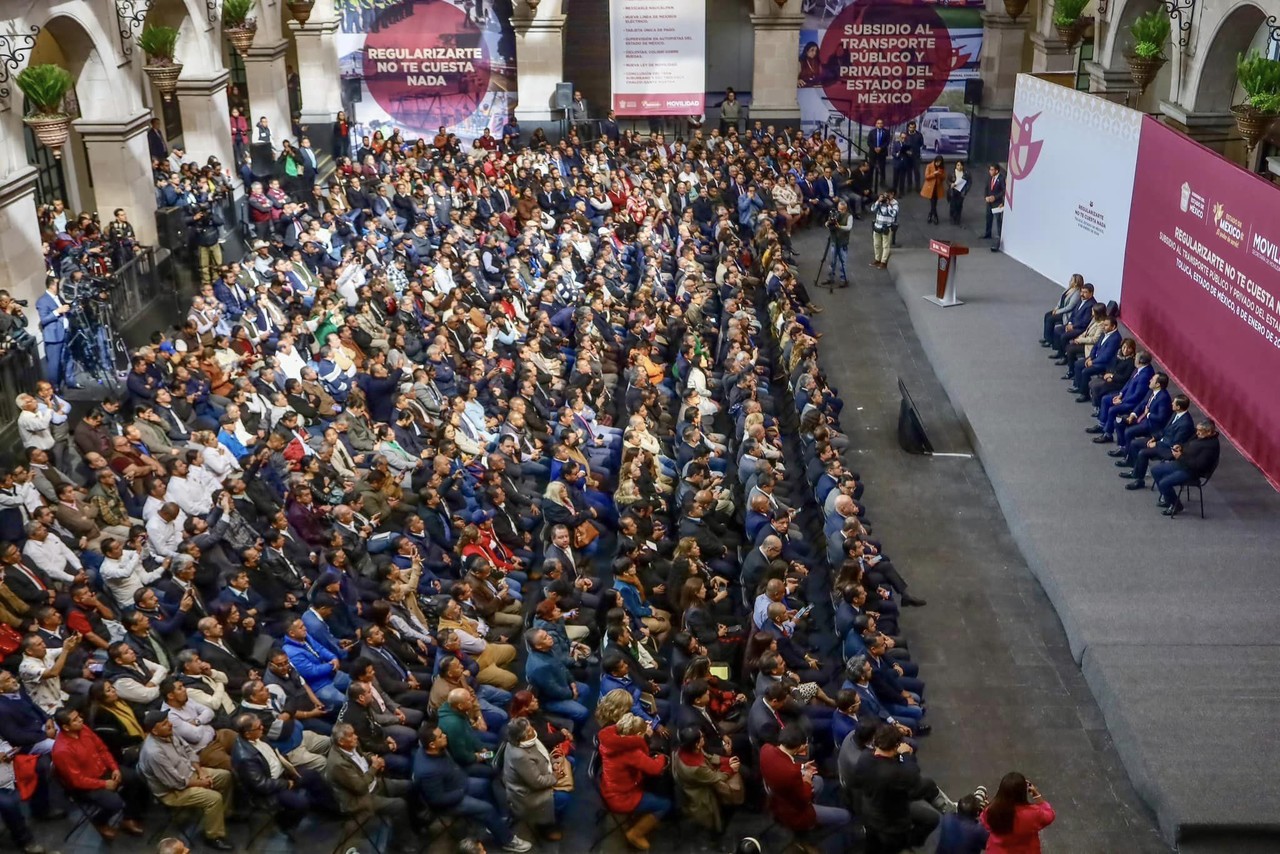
[597,715,670,850]
[981,772,1056,854]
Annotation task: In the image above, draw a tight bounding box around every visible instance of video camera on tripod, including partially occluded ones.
[58,272,127,391]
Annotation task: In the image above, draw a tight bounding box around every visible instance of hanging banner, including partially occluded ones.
[799,0,983,157]
[335,0,516,144]
[609,0,707,116]
[1121,117,1280,489]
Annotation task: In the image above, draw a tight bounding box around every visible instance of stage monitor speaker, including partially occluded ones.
[342,77,363,104]
[553,82,573,110]
[250,142,275,178]
[964,79,983,106]
[154,205,189,253]
[896,378,934,455]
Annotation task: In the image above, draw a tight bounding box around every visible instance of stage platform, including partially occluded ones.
[888,247,1280,847]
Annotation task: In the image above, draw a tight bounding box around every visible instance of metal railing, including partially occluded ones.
[0,342,42,457]
[106,245,175,329]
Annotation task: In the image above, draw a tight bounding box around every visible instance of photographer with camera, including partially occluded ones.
[870,191,900,270]
[188,204,224,287]
[0,291,35,354]
[106,208,139,270]
[825,200,853,287]
[36,276,72,387]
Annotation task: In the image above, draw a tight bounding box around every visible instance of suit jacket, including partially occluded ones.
[1155,411,1195,449]
[1131,388,1172,433]
[1177,435,1220,479]
[985,174,1005,209]
[1116,365,1154,411]
[37,293,68,345]
[326,747,383,816]
[1066,297,1097,333]
[866,127,891,156]
[194,638,255,689]
[1089,330,1122,366]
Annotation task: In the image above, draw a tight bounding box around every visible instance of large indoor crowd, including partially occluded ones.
[2,119,1059,854]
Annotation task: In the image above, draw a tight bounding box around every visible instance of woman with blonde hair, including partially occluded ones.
[594,688,635,729]
[1042,272,1085,347]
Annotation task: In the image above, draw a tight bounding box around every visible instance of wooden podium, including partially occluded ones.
[924,239,969,308]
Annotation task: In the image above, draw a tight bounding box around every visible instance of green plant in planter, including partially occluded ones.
[14,64,73,115]
[1130,10,1170,60]
[1053,0,1089,28]
[1237,50,1280,115]
[223,0,256,28]
[139,25,180,65]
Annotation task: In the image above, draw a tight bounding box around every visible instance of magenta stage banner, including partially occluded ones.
[1121,117,1280,488]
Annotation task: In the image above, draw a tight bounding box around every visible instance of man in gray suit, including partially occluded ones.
[325,722,412,846]
[569,90,590,139]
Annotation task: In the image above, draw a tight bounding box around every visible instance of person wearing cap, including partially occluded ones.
[137,710,235,850]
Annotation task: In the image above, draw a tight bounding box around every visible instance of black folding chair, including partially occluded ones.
[586,747,639,852]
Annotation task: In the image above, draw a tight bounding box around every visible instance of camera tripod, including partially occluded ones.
[813,227,849,293]
[60,299,125,393]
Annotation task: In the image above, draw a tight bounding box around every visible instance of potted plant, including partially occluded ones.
[286,0,315,26]
[223,0,258,56]
[139,25,183,103]
[1125,11,1170,93]
[1004,0,1029,20]
[1233,50,1280,151]
[15,64,74,160]
[1052,0,1090,51]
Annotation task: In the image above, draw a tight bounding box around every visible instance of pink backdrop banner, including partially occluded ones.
[1122,116,1280,488]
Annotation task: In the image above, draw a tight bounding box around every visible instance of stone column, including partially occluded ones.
[242,38,293,146]
[1085,62,1141,104]
[1029,32,1079,75]
[749,0,803,124]
[511,0,567,123]
[175,72,236,174]
[1159,101,1241,158]
[0,166,47,308]
[73,112,159,245]
[973,11,1026,163]
[290,1,343,156]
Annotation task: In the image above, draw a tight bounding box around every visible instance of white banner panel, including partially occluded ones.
[1001,74,1143,304]
[608,0,706,117]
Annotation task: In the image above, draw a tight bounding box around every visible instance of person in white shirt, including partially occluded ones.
[145,502,187,558]
[18,633,79,714]
[186,452,226,496]
[161,678,237,769]
[274,338,307,381]
[21,520,84,585]
[16,394,54,451]
[99,538,167,610]
[195,432,241,479]
[166,458,213,517]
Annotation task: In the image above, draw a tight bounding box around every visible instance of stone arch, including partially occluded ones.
[30,11,143,120]
[144,0,224,78]
[1098,0,1165,72]
[1184,3,1267,113]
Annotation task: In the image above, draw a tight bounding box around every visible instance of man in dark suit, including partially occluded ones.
[1091,353,1153,435]
[1119,396,1194,489]
[1071,317,1120,396]
[194,616,257,693]
[747,681,796,747]
[1105,373,1171,448]
[981,164,1005,247]
[1153,420,1221,517]
[147,118,168,161]
[866,119,891,192]
[356,625,431,708]
[1052,283,1097,357]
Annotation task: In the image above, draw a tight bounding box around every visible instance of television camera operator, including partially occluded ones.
[188,203,225,287]
[824,199,853,287]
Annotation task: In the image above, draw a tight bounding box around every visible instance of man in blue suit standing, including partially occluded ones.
[1118,395,1194,489]
[866,119,891,192]
[1104,373,1171,447]
[36,276,71,387]
[1070,316,1120,396]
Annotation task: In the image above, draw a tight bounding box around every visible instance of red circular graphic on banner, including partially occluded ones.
[820,2,953,127]
[362,3,491,134]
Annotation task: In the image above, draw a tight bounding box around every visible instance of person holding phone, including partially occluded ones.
[981,771,1056,853]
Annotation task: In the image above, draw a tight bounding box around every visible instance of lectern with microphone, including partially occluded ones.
[924,239,969,308]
